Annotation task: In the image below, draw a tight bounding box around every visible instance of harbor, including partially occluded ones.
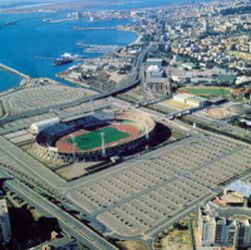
[0,12,137,84]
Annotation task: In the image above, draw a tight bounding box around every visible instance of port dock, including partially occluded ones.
[0,63,29,79]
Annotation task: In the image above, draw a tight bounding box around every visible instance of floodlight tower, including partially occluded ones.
[145,123,150,150]
[90,97,94,114]
[145,123,149,141]
[113,110,117,120]
[100,132,106,158]
[70,134,77,163]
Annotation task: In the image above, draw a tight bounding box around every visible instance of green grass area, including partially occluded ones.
[171,130,187,140]
[180,87,232,97]
[66,127,129,151]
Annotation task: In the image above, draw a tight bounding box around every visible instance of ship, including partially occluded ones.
[42,18,52,23]
[4,21,17,26]
[53,53,74,66]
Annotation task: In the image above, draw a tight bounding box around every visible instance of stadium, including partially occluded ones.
[34,110,156,162]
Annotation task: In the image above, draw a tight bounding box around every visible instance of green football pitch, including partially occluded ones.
[180,87,232,97]
[65,127,130,151]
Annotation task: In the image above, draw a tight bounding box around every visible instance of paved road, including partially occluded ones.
[2,173,118,250]
[0,136,66,189]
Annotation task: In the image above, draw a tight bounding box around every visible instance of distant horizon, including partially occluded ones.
[0,0,213,13]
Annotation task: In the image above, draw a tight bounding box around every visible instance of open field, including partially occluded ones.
[163,99,193,110]
[161,229,193,250]
[66,126,130,151]
[116,240,148,250]
[178,86,233,97]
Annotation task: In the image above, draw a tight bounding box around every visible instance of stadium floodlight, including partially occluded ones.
[91,98,94,114]
[100,132,106,158]
[70,134,77,163]
[145,123,149,141]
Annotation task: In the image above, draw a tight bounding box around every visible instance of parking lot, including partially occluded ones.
[69,134,251,237]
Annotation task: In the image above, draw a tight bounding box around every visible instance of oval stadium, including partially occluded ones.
[34,110,156,162]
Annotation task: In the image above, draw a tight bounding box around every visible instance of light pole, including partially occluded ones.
[145,124,150,150]
[70,134,77,163]
[91,98,94,114]
[100,132,106,158]
[145,124,149,141]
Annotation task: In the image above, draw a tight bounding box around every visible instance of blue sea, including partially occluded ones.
[85,0,203,11]
[0,12,138,91]
[0,0,206,91]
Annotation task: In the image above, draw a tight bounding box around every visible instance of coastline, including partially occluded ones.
[117,26,142,46]
[72,25,141,46]
[0,4,141,93]
[55,25,141,89]
[0,22,138,93]
[0,13,137,92]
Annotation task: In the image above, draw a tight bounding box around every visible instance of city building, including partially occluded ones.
[29,234,77,250]
[0,197,11,245]
[199,215,216,245]
[143,58,172,99]
[173,93,209,107]
[198,182,251,249]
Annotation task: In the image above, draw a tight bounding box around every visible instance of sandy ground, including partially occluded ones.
[163,99,194,110]
[116,240,148,250]
[229,50,251,61]
[104,69,126,83]
[161,229,193,250]
[206,107,231,120]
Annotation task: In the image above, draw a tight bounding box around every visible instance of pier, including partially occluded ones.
[73,26,120,31]
[0,63,29,79]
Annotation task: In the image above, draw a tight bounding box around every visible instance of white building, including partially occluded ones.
[199,203,251,249]
[200,216,216,245]
[0,198,11,245]
[146,65,163,78]
[30,117,60,134]
[173,93,208,107]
